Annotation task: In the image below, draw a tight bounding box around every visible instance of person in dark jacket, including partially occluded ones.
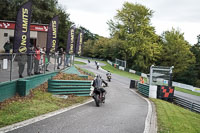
[92,75,107,98]
[57,47,64,69]
[17,53,27,78]
[3,40,12,53]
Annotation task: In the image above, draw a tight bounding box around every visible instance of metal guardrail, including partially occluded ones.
[137,83,149,97]
[48,79,92,96]
[174,96,200,113]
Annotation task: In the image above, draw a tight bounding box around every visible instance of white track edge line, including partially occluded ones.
[0,99,93,133]
[129,89,153,133]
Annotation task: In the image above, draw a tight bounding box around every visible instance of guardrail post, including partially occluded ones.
[190,102,194,111]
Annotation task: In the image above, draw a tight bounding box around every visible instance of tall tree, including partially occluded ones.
[107,2,161,72]
[57,6,72,49]
[190,43,200,87]
[159,28,195,78]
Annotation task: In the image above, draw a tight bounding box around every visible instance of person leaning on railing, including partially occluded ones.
[34,45,41,74]
[17,53,27,78]
[27,45,34,76]
[140,76,144,84]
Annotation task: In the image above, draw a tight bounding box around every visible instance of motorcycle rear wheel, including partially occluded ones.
[94,94,100,107]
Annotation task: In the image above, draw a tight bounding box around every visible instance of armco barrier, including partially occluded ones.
[0,71,58,102]
[48,79,92,96]
[135,71,142,76]
[174,96,200,113]
[137,83,149,97]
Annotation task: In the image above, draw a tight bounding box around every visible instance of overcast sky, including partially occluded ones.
[58,0,200,45]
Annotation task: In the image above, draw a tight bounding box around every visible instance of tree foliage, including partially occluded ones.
[0,0,59,23]
[0,0,97,49]
[83,2,199,87]
[159,28,195,77]
[107,2,161,72]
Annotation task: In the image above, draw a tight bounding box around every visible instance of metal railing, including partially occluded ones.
[0,53,73,82]
[173,96,200,113]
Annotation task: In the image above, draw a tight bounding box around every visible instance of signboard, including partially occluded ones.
[0,21,48,32]
[157,85,174,102]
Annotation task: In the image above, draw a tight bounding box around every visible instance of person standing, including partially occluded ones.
[34,45,41,74]
[17,53,27,78]
[140,76,144,84]
[3,40,12,53]
[27,45,34,76]
[42,47,49,71]
[57,47,64,69]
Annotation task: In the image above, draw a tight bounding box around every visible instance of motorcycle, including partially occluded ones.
[107,75,111,82]
[92,88,106,107]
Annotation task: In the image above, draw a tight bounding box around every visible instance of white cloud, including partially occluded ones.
[58,0,200,44]
[68,9,110,37]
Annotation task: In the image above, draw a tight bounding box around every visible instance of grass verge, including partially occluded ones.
[175,86,200,97]
[0,70,94,128]
[74,61,86,65]
[77,67,95,77]
[101,61,147,82]
[151,98,200,133]
[0,83,90,128]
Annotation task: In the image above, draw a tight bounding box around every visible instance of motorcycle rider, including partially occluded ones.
[106,71,111,77]
[92,75,107,102]
[106,71,112,81]
[96,62,100,70]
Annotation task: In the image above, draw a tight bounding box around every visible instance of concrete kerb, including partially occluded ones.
[0,99,93,133]
[129,89,157,133]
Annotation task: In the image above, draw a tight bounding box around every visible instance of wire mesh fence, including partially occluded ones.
[0,53,73,82]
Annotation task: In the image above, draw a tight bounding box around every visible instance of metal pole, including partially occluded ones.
[29,53,33,76]
[70,55,72,66]
[44,53,46,74]
[168,66,174,86]
[73,54,75,65]
[149,65,153,85]
[10,53,13,81]
[54,53,56,71]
